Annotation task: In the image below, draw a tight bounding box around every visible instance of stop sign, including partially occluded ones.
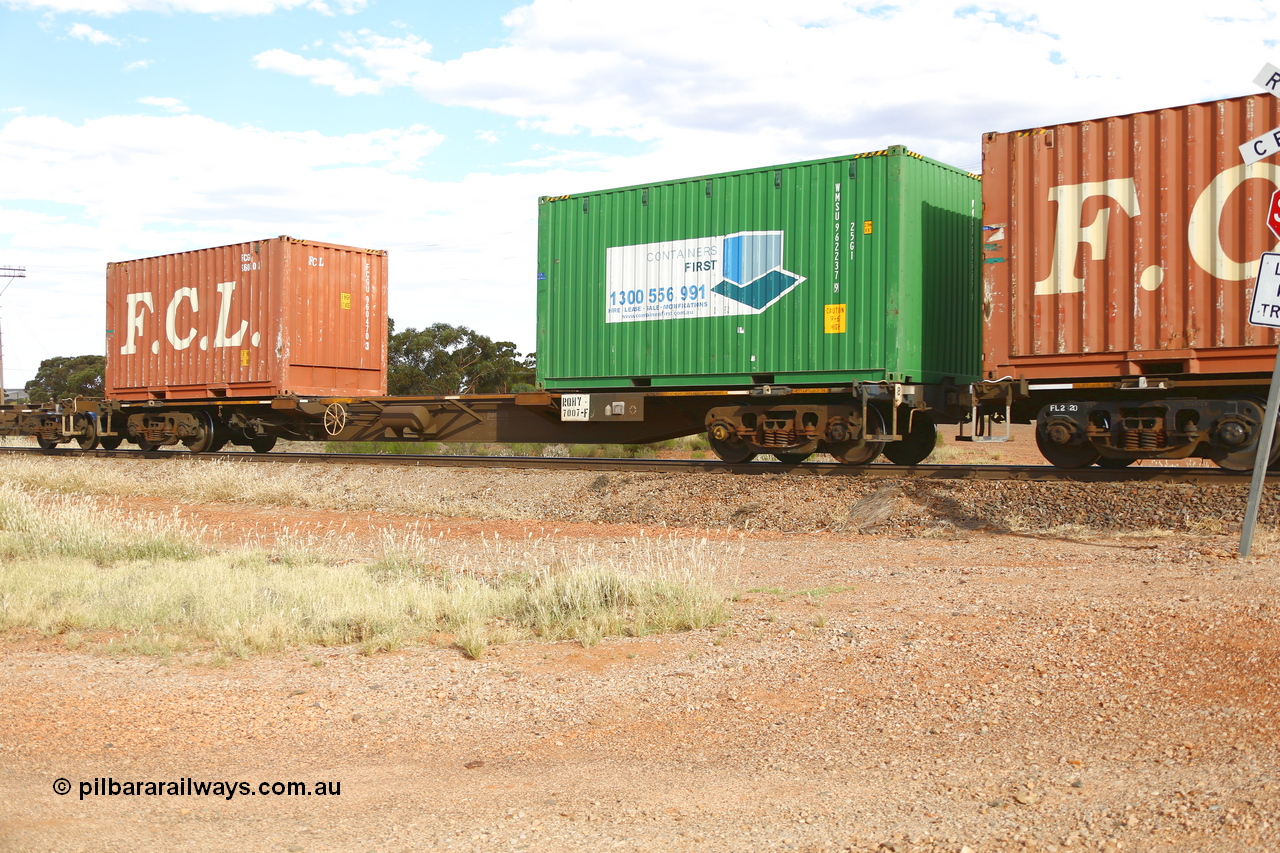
[1270,188,1280,242]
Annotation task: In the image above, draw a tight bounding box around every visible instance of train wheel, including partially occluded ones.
[772,452,811,464]
[75,417,99,451]
[1210,398,1280,472]
[1210,441,1280,471]
[882,411,937,466]
[35,435,59,450]
[135,437,159,452]
[1035,427,1099,468]
[708,433,756,463]
[182,412,218,454]
[248,436,277,454]
[827,408,886,465]
[1095,455,1136,468]
[98,435,123,450]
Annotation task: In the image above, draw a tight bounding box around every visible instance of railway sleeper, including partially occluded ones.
[1035,397,1280,471]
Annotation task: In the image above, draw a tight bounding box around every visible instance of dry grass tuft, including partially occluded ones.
[0,477,733,659]
[0,456,507,520]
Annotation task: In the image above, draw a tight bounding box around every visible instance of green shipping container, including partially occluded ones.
[536,146,981,390]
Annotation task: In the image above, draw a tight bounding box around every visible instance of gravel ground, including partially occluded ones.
[1,460,1278,852]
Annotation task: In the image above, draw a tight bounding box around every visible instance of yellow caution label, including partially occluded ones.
[240,350,250,366]
[863,220,873,235]
[824,304,847,334]
[341,292,352,310]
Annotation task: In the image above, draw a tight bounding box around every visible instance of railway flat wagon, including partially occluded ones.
[25,236,391,453]
[537,147,982,463]
[980,92,1280,469]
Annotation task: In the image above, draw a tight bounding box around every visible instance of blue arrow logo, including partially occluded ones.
[711,233,804,310]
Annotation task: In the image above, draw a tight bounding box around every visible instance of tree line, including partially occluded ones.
[21,322,535,402]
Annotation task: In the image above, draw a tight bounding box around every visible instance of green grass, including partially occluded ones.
[0,482,730,660]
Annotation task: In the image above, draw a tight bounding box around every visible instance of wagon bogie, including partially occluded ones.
[1028,393,1280,471]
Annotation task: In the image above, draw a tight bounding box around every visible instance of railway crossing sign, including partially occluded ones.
[1249,252,1280,328]
[1256,62,1280,97]
[1240,63,1280,165]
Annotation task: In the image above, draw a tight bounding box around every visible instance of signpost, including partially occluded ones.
[1240,254,1280,557]
[1239,68,1280,558]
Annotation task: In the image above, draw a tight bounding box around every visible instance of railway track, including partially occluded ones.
[1,445,1272,485]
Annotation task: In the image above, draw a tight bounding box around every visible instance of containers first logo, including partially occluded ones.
[118,277,261,355]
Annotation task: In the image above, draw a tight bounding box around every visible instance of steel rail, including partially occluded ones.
[1,445,1272,485]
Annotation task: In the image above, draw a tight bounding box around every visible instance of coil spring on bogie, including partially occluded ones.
[759,418,795,447]
[1121,428,1167,450]
[761,430,792,447]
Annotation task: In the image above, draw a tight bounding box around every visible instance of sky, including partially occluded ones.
[1,0,1278,389]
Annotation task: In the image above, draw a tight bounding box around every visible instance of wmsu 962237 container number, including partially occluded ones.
[609,285,707,307]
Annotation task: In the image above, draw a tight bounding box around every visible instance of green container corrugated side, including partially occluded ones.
[536,146,981,389]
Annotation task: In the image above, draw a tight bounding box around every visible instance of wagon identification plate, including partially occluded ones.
[560,394,591,421]
[1248,252,1280,328]
[605,231,806,323]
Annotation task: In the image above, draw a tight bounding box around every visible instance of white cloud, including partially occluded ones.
[8,0,365,14]
[306,0,367,15]
[124,59,152,70]
[476,130,499,144]
[67,21,119,44]
[0,113,446,230]
[253,48,382,95]
[253,0,1279,176]
[253,30,432,95]
[0,112,491,383]
[137,96,189,112]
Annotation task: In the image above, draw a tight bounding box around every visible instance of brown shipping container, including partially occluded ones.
[106,236,388,401]
[982,92,1280,381]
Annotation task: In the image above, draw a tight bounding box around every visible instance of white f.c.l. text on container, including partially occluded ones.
[119,280,260,355]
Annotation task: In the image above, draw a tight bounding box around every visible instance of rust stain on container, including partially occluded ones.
[982,93,1280,380]
[105,236,388,400]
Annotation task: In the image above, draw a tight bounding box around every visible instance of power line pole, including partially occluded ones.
[0,266,26,404]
